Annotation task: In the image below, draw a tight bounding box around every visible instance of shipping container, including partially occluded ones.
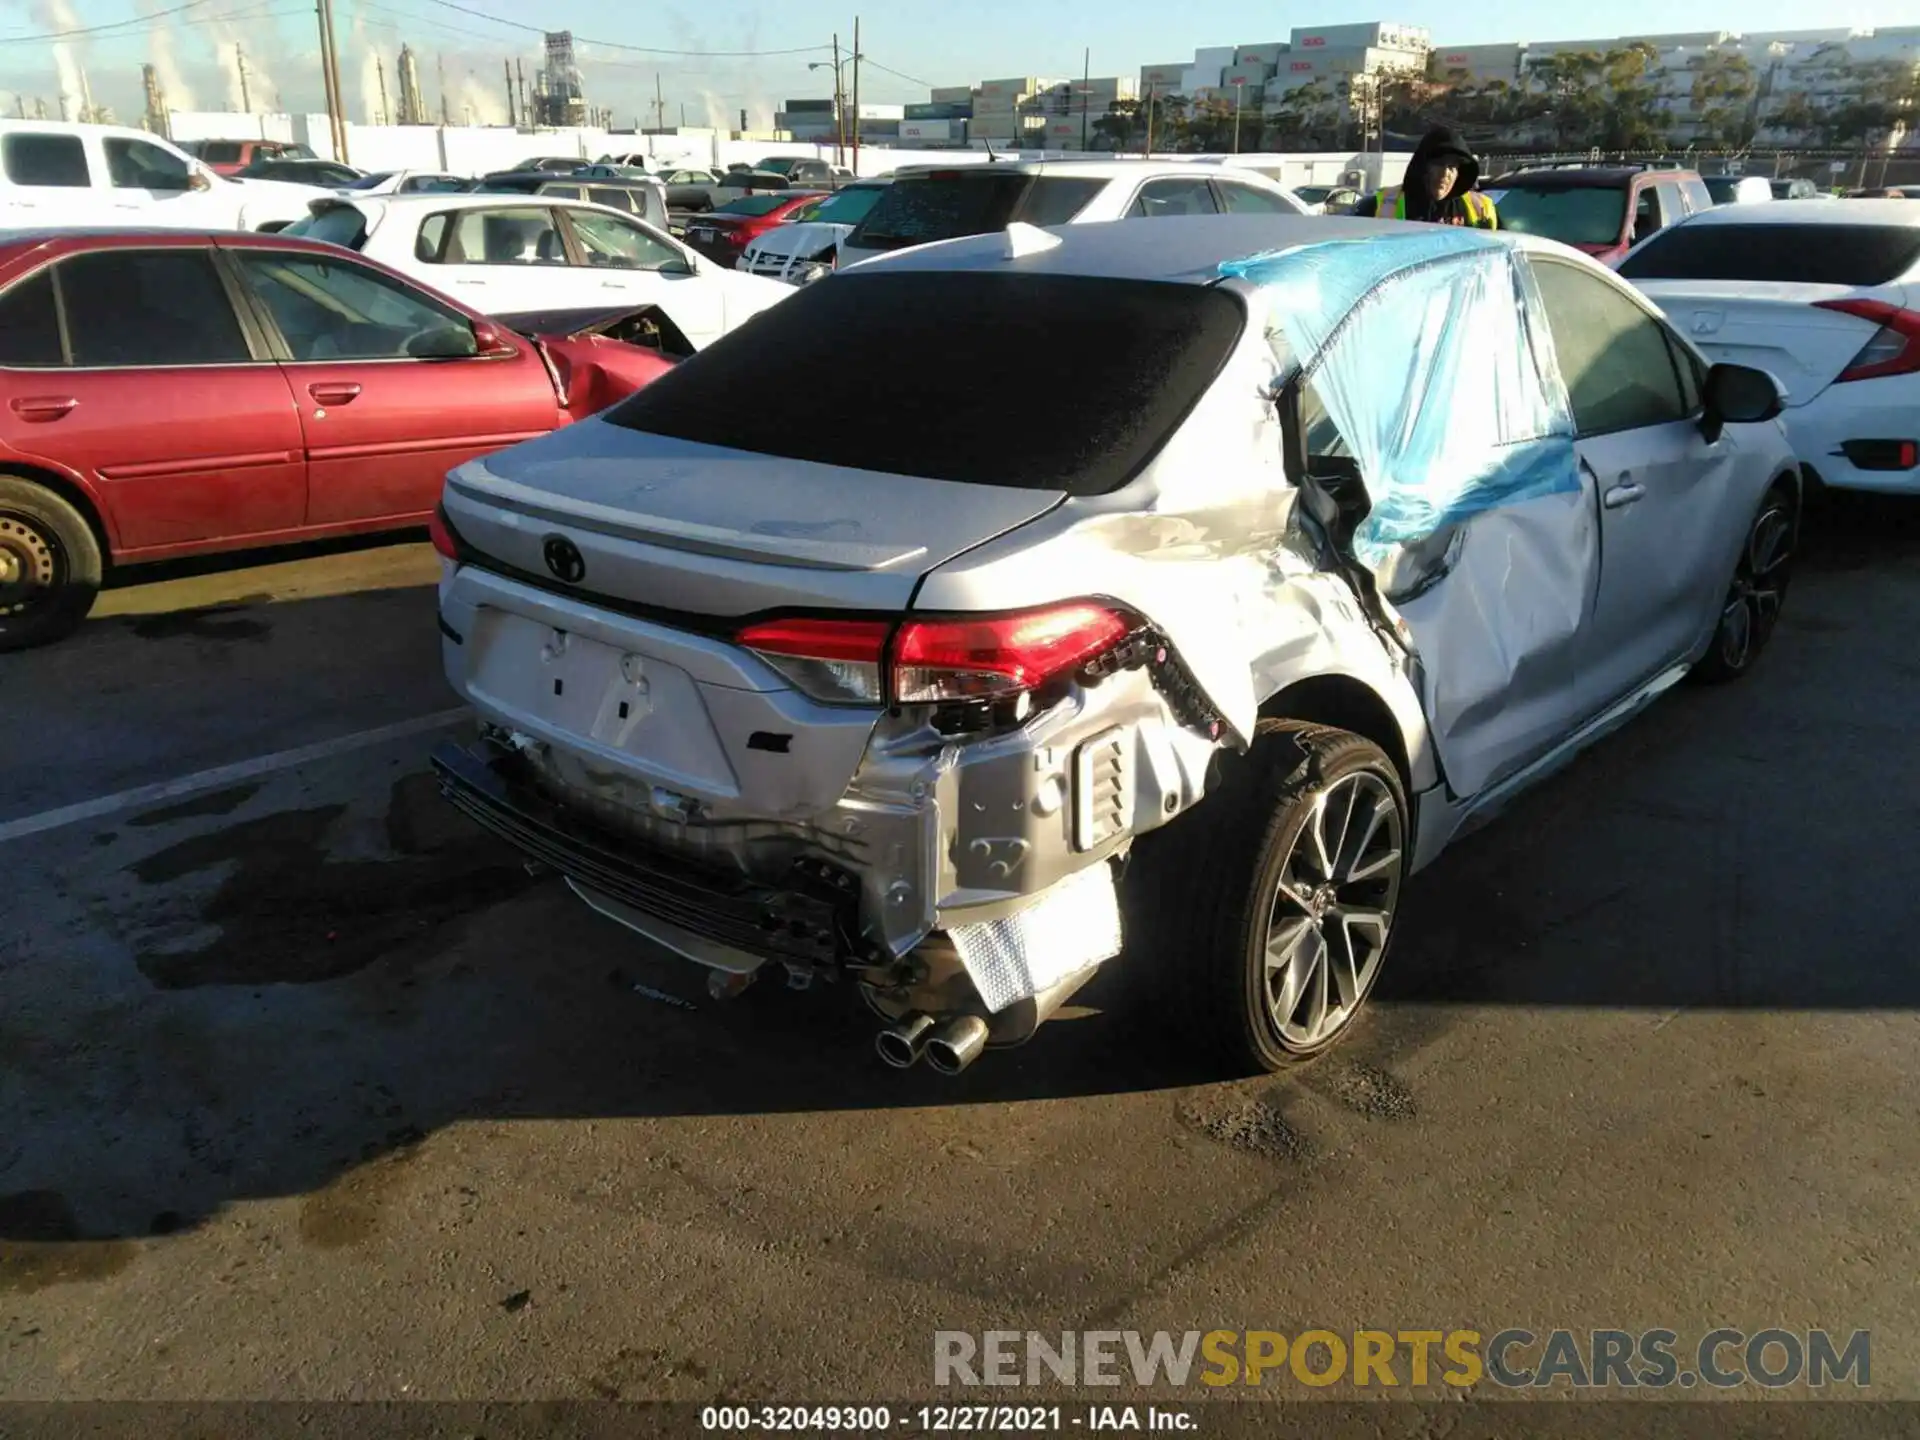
[1193,44,1237,68]
[1139,62,1189,88]
[899,119,954,141]
[1432,43,1526,79]
[1223,62,1275,86]
[976,76,1040,98]
[1289,22,1429,55]
[1234,42,1290,66]
[905,101,969,120]
[1181,65,1224,94]
[855,102,905,120]
[781,97,836,114]
[930,85,974,103]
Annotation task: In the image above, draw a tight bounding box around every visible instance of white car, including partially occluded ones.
[736,181,891,283]
[1623,200,1920,494]
[334,169,473,197]
[283,192,794,348]
[836,159,1309,270]
[0,119,321,232]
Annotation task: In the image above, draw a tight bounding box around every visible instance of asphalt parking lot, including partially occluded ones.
[3,496,1920,1406]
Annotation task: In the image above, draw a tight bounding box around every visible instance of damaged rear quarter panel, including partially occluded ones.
[908,314,1437,796]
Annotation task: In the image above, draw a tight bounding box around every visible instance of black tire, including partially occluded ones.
[0,477,103,652]
[1689,477,1798,685]
[1124,720,1408,1075]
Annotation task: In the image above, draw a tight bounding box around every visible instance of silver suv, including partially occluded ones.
[431,215,1800,1077]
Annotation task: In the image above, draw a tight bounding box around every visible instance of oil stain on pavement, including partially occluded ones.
[0,1190,138,1295]
[123,776,537,989]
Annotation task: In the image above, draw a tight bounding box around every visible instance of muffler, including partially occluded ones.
[875,1012,936,1069]
[924,1015,991,1076]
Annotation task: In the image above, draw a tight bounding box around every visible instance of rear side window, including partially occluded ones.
[1216,181,1297,215]
[1679,177,1713,213]
[847,173,1099,252]
[59,250,250,367]
[589,186,637,212]
[1619,224,1920,286]
[200,141,241,164]
[541,183,587,201]
[0,270,62,366]
[3,133,89,187]
[284,205,371,251]
[604,271,1245,495]
[1127,177,1218,218]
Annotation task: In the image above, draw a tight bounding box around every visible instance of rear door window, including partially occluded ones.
[1127,177,1219,218]
[1214,180,1297,214]
[59,250,252,368]
[1618,224,1920,285]
[0,270,63,366]
[589,186,637,213]
[3,132,90,187]
[1653,181,1690,228]
[541,183,587,201]
[105,137,195,191]
[199,141,241,165]
[603,271,1246,495]
[1630,187,1663,245]
[441,207,567,265]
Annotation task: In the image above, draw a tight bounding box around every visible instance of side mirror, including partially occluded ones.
[408,326,483,359]
[1700,362,1784,443]
[188,168,213,192]
[468,320,518,357]
[658,257,696,277]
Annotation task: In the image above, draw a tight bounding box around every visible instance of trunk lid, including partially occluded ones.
[442,414,1066,617]
[1636,280,1905,406]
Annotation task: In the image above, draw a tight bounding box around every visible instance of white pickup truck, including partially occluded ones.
[0,120,319,233]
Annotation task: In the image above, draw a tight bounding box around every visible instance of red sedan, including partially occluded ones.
[0,229,676,650]
[679,191,825,265]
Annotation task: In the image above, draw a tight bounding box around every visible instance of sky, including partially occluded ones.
[0,0,1912,131]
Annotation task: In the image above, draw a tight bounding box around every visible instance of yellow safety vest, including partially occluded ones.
[1373,186,1498,229]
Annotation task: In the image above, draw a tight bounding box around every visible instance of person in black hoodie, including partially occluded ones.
[1353,125,1497,228]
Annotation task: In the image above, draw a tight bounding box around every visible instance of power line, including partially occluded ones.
[0,0,209,44]
[859,56,934,89]
[407,0,832,57]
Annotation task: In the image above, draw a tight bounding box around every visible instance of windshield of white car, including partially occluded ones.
[604,272,1245,495]
[1489,184,1628,247]
[1618,224,1920,285]
[846,173,1105,252]
[282,205,371,250]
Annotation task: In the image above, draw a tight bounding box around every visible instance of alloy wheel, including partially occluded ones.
[0,512,59,618]
[1718,498,1795,672]
[1262,770,1404,1050]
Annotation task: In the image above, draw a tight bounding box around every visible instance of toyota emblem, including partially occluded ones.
[542,534,586,584]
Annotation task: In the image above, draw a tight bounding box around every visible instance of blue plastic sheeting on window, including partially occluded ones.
[1220,232,1578,569]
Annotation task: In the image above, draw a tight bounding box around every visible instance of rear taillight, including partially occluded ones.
[892,604,1132,704]
[1814,299,1920,382]
[736,616,891,704]
[428,504,462,561]
[734,602,1134,707]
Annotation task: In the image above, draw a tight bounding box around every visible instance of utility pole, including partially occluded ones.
[831,32,845,165]
[654,72,665,129]
[438,54,449,125]
[376,54,389,126]
[851,16,861,171]
[236,46,251,113]
[1081,47,1090,151]
[1231,76,1245,153]
[1144,82,1154,157]
[680,102,686,127]
[79,67,96,123]
[315,0,348,161]
[503,60,515,126]
[13,94,24,120]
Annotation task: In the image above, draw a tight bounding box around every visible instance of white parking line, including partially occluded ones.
[0,708,472,846]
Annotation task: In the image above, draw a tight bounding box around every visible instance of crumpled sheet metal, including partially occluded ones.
[1220,231,1579,570]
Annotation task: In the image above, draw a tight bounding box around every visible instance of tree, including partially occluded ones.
[1597,43,1669,149]
[1092,98,1138,151]
[1690,50,1757,146]
[1261,80,1339,149]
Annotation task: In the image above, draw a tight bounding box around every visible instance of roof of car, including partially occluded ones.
[1494,167,1699,188]
[1662,198,1920,228]
[335,191,622,213]
[0,227,365,266]
[890,159,1277,180]
[844,213,1552,284]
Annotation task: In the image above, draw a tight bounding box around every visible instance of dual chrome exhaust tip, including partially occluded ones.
[875,1012,990,1075]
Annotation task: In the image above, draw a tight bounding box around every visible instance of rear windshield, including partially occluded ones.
[715,194,793,217]
[282,204,370,250]
[1619,223,1920,285]
[1488,184,1628,248]
[802,187,885,225]
[846,173,1105,252]
[603,272,1244,495]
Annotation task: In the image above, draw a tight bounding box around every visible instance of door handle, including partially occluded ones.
[10,396,77,422]
[307,382,362,406]
[1603,481,1646,510]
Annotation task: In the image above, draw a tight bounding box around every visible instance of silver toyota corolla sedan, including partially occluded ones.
[428,214,1801,1077]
